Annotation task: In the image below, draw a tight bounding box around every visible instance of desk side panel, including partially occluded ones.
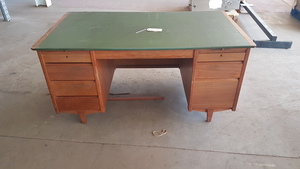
[179,58,194,104]
[91,51,116,112]
[232,48,251,110]
[37,51,59,113]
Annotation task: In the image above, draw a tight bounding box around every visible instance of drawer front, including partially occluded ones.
[41,51,91,63]
[56,97,100,111]
[198,48,247,54]
[197,53,245,62]
[191,79,238,109]
[51,81,98,96]
[95,50,193,59]
[195,62,243,79]
[46,64,95,80]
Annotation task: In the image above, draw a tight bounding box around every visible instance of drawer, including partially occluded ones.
[195,62,243,79]
[46,64,95,80]
[197,53,245,62]
[51,81,98,96]
[94,50,193,59]
[191,79,238,109]
[56,97,100,111]
[198,48,247,54]
[41,51,91,63]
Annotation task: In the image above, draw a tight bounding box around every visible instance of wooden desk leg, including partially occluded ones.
[78,111,87,124]
[206,109,214,122]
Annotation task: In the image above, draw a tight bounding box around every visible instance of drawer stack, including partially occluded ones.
[38,51,101,114]
[190,48,248,114]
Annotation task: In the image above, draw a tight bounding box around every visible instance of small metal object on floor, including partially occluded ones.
[152,129,167,137]
[0,0,11,21]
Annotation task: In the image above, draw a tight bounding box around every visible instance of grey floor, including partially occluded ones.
[1,0,300,168]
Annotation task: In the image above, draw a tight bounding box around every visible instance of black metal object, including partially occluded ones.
[253,40,293,49]
[241,1,292,49]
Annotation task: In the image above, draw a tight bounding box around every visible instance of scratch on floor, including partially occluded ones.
[247,162,276,167]
[0,89,31,95]
[218,117,242,134]
[281,0,293,7]
[10,69,26,91]
[1,134,299,159]
[90,145,104,169]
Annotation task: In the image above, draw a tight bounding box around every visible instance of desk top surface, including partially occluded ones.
[32,11,255,50]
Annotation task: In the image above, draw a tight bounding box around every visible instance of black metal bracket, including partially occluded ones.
[241,1,292,49]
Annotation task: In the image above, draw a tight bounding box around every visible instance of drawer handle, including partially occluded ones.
[220,54,223,57]
[66,56,69,59]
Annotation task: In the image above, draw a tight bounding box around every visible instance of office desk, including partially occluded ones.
[32,11,255,123]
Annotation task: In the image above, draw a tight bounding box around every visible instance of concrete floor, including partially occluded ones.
[1,0,300,168]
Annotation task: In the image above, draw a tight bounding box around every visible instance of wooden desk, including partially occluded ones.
[32,11,255,123]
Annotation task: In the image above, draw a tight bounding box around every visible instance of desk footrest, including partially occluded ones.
[108,94,164,101]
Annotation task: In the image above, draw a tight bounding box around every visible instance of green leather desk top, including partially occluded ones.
[32,11,255,50]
